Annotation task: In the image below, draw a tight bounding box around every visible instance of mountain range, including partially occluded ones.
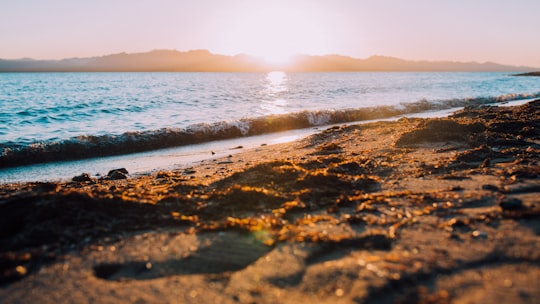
[0,49,536,72]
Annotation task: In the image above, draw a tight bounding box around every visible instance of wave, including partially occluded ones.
[1,92,539,169]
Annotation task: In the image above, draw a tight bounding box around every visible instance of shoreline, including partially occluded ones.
[3,89,540,172]
[1,97,537,184]
[1,100,539,303]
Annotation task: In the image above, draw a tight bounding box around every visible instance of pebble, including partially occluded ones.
[471,230,488,239]
[108,168,128,176]
[15,265,27,276]
[183,169,196,175]
[72,173,93,182]
[107,168,129,180]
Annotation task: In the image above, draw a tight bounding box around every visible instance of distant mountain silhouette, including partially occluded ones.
[0,49,536,72]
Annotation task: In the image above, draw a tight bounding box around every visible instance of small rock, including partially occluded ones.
[107,168,128,180]
[15,265,27,276]
[72,173,93,182]
[471,230,488,239]
[108,168,128,176]
[499,198,524,211]
[109,171,127,180]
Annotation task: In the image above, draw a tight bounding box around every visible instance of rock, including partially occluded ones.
[72,173,93,182]
[108,168,128,176]
[107,168,128,180]
[109,171,128,180]
[471,230,488,239]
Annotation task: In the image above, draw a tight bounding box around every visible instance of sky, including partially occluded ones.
[1,0,539,67]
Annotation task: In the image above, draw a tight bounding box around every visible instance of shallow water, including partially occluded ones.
[2,72,538,146]
[0,72,539,181]
[0,98,534,183]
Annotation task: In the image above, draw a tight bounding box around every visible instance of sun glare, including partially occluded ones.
[216,2,334,67]
[266,71,288,93]
[244,16,297,66]
[258,50,293,66]
[260,71,289,114]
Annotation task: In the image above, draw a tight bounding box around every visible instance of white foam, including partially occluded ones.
[306,111,332,126]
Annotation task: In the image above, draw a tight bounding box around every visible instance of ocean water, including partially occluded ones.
[1,72,539,181]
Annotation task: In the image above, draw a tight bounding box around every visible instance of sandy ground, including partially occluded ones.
[1,100,539,303]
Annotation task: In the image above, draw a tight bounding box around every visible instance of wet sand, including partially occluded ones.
[1,100,539,303]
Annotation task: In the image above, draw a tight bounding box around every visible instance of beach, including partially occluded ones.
[1,100,539,303]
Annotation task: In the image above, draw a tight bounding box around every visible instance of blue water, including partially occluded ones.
[1,72,538,147]
[0,71,539,180]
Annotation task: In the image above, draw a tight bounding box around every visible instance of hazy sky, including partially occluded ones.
[1,0,539,67]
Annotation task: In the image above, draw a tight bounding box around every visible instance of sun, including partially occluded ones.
[256,49,294,66]
[215,2,334,67]
[237,14,298,66]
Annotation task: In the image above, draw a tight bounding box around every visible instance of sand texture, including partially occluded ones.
[1,100,539,303]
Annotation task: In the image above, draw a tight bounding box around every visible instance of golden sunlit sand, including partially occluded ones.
[1,100,539,303]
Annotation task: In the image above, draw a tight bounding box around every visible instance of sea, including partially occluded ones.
[1,71,539,183]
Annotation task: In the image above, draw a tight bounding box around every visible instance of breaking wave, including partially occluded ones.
[1,92,539,168]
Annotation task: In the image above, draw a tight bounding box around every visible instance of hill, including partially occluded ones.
[0,50,536,72]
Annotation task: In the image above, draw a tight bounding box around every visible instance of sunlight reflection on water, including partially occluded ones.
[261,71,289,114]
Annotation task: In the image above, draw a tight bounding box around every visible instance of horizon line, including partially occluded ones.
[1,49,539,69]
[1,49,539,72]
